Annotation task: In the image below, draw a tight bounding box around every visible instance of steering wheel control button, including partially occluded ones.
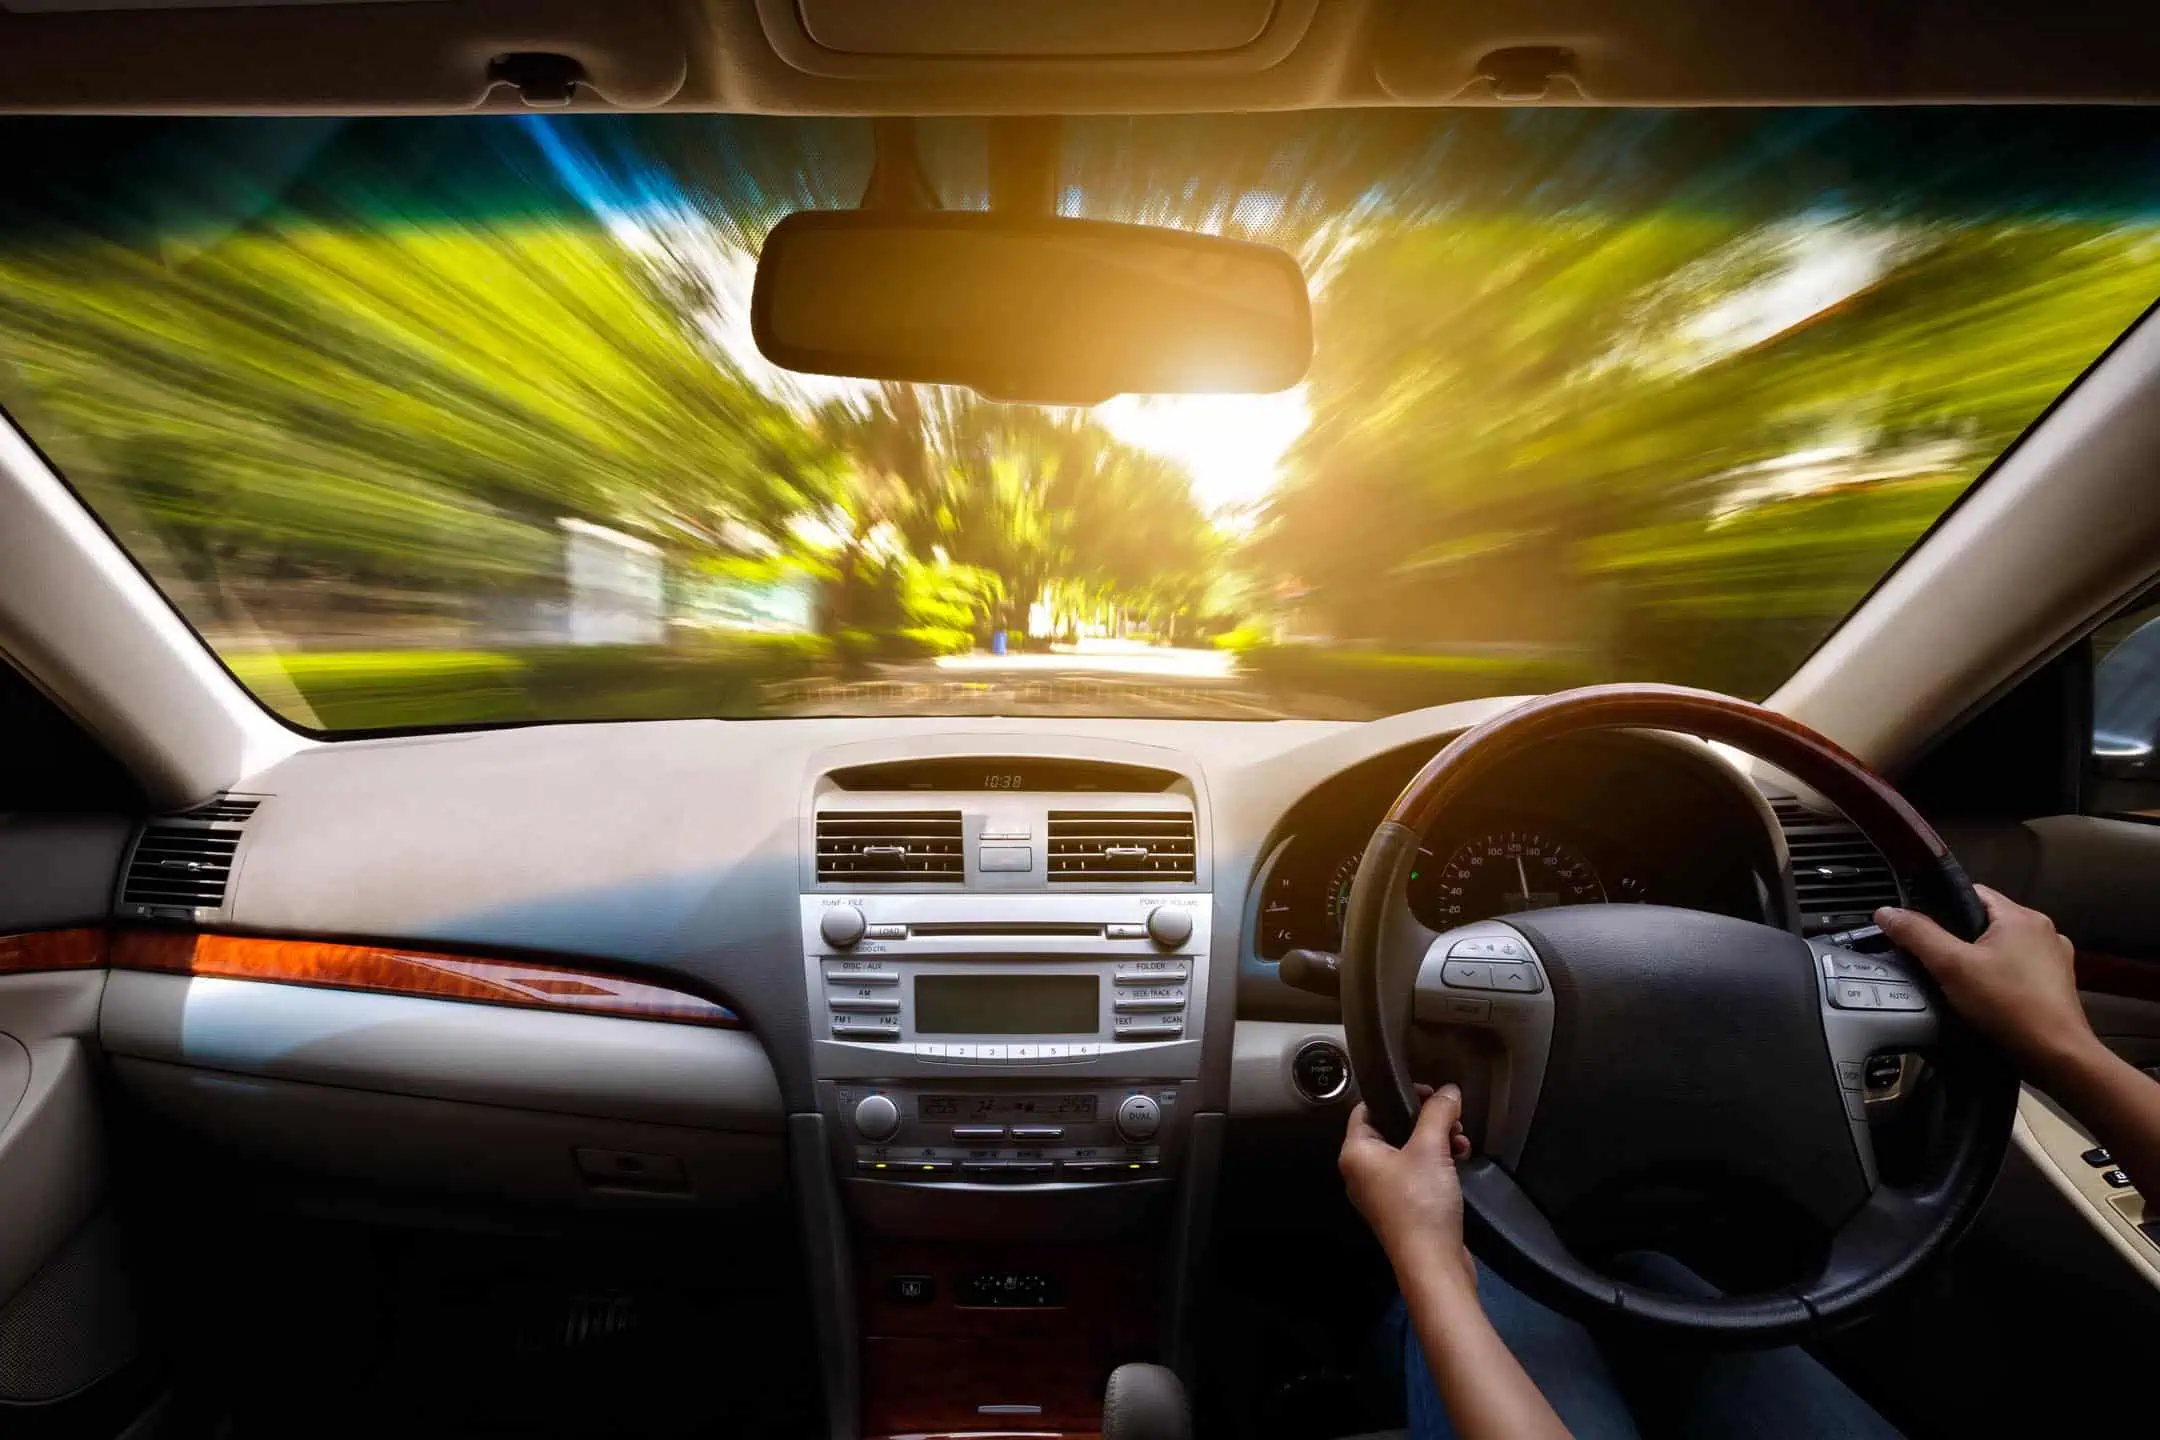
[1442,959,1495,989]
[2083,1146,2115,1167]
[1440,995,1492,1023]
[1829,955,1897,981]
[1116,1094,1163,1141]
[1290,1039,1352,1103]
[1145,906,1195,949]
[1837,1060,1865,1089]
[820,905,868,949]
[1448,935,1530,961]
[1488,962,1542,993]
[852,1093,901,1142]
[1876,982,1926,1011]
[2104,1168,2134,1189]
[1844,1090,1870,1122]
[1829,978,1877,1009]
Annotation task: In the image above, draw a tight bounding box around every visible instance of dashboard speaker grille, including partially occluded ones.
[119,796,260,914]
[1769,798,1901,933]
[816,810,964,882]
[1048,810,1196,883]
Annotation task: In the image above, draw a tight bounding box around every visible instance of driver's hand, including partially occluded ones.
[1876,885,2096,1073]
[1340,1083,1476,1291]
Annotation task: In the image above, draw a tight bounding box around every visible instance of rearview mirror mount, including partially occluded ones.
[751,209,1312,406]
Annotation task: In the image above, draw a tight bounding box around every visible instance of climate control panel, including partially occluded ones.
[830,1080,1189,1183]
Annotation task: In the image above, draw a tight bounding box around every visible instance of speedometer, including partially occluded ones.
[1420,830,1604,926]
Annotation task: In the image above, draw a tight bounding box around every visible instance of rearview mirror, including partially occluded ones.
[751,210,1312,405]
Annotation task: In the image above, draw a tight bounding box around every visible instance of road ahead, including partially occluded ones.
[769,640,1296,719]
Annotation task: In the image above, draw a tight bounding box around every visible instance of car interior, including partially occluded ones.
[6,2,2160,1438]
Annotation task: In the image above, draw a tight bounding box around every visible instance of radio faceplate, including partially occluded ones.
[799,893,1212,1083]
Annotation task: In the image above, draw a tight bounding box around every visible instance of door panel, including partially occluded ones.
[0,812,138,1422]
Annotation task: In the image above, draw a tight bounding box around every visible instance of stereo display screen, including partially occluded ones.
[914,974,1099,1035]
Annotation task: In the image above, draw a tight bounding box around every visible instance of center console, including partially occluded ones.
[793,751,1216,1437]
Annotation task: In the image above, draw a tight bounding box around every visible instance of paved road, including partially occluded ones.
[769,642,1297,719]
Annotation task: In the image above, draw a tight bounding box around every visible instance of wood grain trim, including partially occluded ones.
[107,930,740,1028]
[0,929,107,974]
[2077,950,2160,1004]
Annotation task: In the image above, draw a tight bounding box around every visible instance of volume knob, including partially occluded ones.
[1145,906,1193,950]
[853,1093,900,1142]
[821,905,867,949]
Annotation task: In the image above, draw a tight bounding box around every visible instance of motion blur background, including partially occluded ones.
[4,109,2156,727]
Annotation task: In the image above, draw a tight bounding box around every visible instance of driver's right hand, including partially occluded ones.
[1876,885,2093,1073]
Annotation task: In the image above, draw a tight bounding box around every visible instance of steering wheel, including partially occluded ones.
[1339,683,2018,1344]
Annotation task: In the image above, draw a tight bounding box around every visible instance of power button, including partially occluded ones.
[1291,1039,1351,1104]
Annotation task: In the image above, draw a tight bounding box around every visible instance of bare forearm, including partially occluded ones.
[1397,1246,1570,1440]
[2032,1034,2160,1200]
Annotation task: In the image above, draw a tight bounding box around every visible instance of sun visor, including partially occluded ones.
[757,0,1317,78]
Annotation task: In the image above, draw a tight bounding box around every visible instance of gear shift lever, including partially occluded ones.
[1101,1364,1191,1440]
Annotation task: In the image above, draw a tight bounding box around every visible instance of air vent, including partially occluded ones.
[120,798,257,915]
[1769,798,1901,933]
[184,795,261,823]
[816,810,964,882]
[1048,810,1197,883]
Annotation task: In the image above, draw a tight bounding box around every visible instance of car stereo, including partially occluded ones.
[798,893,1211,1185]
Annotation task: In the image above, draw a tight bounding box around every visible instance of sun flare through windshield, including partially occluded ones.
[4,109,2157,729]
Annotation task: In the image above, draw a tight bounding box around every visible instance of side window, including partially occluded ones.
[2091,596,2160,818]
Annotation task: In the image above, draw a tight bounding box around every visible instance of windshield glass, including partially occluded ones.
[5,111,2156,728]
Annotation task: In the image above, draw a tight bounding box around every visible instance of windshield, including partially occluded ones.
[4,111,2155,729]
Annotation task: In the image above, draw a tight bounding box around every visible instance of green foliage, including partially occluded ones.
[1210,626,1271,653]
[232,635,831,731]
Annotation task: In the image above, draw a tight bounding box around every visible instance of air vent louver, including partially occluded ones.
[1048,810,1197,883]
[1769,798,1901,933]
[120,796,258,914]
[183,795,260,823]
[816,810,964,882]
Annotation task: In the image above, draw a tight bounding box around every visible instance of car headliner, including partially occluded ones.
[0,0,2156,117]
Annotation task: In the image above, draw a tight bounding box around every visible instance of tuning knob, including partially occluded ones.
[1145,906,1193,950]
[853,1093,900,1142]
[1115,1094,1161,1143]
[821,905,867,949]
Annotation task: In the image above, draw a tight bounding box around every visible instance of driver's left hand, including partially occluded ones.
[1340,1083,1476,1291]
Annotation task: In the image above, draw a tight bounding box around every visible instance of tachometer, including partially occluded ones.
[1324,852,1363,943]
[1420,830,1604,926]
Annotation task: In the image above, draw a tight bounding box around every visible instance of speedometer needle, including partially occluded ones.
[1515,853,1531,901]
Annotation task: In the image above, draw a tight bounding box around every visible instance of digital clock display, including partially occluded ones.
[919,1095,1099,1121]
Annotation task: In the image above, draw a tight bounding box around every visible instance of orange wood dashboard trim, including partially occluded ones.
[0,928,107,974]
[106,930,741,1028]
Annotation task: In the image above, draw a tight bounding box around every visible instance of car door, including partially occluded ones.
[0,658,149,1432]
[1914,594,2160,1293]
